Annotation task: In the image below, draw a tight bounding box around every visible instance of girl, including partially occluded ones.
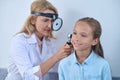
[58,17,112,80]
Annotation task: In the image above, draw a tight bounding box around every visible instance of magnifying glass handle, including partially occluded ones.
[66,41,72,45]
[66,34,72,45]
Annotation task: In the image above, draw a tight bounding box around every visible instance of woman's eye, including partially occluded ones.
[43,19,49,22]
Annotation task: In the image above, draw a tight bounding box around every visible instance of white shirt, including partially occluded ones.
[5,33,58,80]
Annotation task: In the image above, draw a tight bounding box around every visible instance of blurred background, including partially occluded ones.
[0,0,120,79]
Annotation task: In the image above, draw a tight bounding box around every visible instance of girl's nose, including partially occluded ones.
[74,35,79,41]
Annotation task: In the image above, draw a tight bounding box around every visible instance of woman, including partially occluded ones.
[5,0,72,80]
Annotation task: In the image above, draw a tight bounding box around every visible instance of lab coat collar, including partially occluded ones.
[26,33,37,44]
[26,33,51,44]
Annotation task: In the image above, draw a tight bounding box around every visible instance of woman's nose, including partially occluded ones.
[48,21,52,29]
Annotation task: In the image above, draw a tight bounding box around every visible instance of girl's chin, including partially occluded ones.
[73,47,79,50]
[73,45,79,48]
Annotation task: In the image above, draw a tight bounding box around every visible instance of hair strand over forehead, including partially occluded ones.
[18,0,57,39]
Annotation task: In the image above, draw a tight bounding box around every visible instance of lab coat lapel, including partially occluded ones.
[41,38,48,61]
[27,33,42,61]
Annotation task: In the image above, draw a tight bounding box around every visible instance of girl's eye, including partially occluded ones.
[73,32,76,35]
[81,34,87,37]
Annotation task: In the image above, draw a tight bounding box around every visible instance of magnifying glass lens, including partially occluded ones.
[52,18,63,31]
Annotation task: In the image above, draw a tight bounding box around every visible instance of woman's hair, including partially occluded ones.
[18,0,58,38]
[76,17,104,58]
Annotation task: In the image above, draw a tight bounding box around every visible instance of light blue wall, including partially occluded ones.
[0,0,120,77]
[0,0,33,67]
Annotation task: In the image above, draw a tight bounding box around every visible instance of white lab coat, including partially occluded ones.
[5,33,59,80]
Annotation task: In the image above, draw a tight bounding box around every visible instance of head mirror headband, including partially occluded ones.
[31,11,63,31]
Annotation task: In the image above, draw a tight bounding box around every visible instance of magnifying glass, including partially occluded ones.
[52,18,63,31]
[31,11,63,31]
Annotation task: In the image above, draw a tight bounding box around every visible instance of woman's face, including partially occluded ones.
[71,21,98,51]
[33,9,55,38]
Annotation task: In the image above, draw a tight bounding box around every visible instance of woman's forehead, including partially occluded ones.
[42,9,55,14]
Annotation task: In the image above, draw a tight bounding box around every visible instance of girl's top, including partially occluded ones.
[58,51,112,80]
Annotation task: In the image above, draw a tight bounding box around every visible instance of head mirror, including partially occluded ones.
[31,11,63,31]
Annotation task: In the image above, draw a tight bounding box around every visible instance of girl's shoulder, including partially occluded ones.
[94,53,110,67]
[59,53,74,66]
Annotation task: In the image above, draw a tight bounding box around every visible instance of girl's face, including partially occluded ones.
[71,21,98,51]
[32,9,54,38]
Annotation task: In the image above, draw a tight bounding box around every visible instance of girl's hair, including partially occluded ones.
[77,17,104,58]
[18,0,58,38]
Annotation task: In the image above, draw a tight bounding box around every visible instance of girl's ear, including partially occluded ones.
[92,38,99,46]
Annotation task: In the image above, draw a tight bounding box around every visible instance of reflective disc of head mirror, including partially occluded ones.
[52,18,63,31]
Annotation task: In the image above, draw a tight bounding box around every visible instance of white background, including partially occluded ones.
[0,0,120,77]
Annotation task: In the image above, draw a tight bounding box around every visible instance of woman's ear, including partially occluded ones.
[31,16,36,25]
[92,38,99,46]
